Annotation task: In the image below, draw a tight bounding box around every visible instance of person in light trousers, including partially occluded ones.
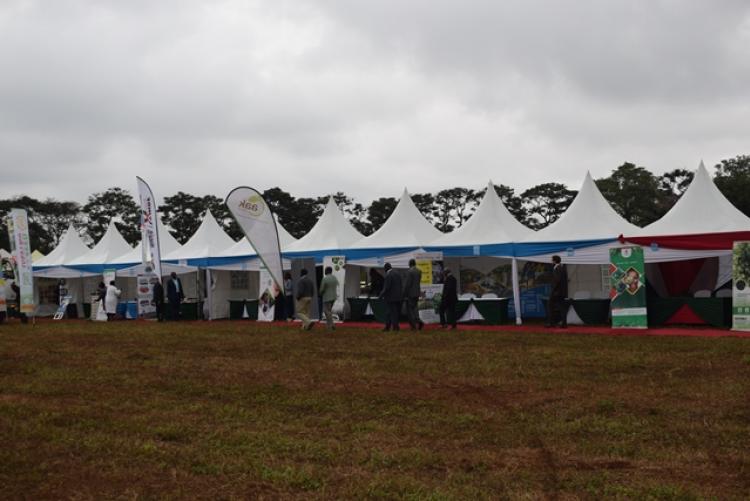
[318,266,340,331]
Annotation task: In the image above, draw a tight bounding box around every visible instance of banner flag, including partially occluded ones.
[136,177,162,281]
[7,209,35,314]
[609,246,647,328]
[732,241,750,331]
[225,187,284,290]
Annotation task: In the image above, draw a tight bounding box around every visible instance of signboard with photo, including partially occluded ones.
[609,246,647,328]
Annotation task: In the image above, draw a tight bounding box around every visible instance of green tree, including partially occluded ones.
[158,192,206,244]
[328,192,368,236]
[82,187,140,245]
[714,155,750,216]
[657,168,694,213]
[595,163,665,227]
[366,197,397,233]
[1,197,82,253]
[432,188,480,232]
[520,183,577,229]
[492,184,527,225]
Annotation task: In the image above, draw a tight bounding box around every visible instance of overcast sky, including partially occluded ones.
[2,0,749,205]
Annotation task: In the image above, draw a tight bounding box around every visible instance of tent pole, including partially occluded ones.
[512,257,522,326]
[205,268,212,321]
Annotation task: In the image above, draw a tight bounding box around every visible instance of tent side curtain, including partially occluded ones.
[623,231,750,251]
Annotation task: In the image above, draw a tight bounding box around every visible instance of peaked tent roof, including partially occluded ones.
[285,197,363,254]
[163,210,236,264]
[431,181,533,248]
[634,162,750,236]
[110,218,182,265]
[68,221,133,267]
[216,215,297,260]
[31,250,45,262]
[624,161,750,250]
[519,172,640,244]
[33,225,90,268]
[351,189,442,251]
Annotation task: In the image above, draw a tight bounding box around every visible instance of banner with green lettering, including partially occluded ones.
[732,241,750,331]
[609,246,647,328]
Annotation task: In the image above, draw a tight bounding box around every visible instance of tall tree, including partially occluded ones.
[657,168,694,213]
[328,192,369,236]
[596,163,665,227]
[158,192,206,244]
[366,197,397,233]
[432,188,480,232]
[1,197,82,253]
[520,183,577,229]
[492,184,527,225]
[80,188,138,245]
[714,155,750,216]
[411,193,436,228]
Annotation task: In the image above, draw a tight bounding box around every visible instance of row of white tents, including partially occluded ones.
[30,162,750,321]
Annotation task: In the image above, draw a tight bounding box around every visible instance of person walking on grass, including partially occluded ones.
[296,269,315,330]
[379,262,403,332]
[319,266,339,331]
[404,258,424,331]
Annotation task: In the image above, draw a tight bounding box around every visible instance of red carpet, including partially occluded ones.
[274,320,750,339]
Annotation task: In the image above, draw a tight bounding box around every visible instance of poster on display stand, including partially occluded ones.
[136,273,158,319]
[415,252,443,324]
[322,256,346,318]
[732,241,750,331]
[257,265,278,321]
[609,246,647,328]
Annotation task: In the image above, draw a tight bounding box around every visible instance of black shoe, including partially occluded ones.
[418,321,424,331]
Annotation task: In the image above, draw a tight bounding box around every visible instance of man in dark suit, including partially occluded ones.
[546,255,569,328]
[166,272,184,320]
[404,258,424,331]
[379,262,403,331]
[152,280,165,321]
[439,269,458,329]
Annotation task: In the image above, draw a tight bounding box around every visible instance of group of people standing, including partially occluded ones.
[95,272,185,321]
[379,259,458,332]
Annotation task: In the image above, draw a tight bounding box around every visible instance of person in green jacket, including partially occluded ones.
[319,266,340,331]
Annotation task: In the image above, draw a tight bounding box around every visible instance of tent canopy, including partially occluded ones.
[284,196,363,257]
[348,189,442,259]
[33,224,90,268]
[514,172,640,260]
[428,181,532,257]
[67,221,133,271]
[624,162,750,250]
[162,210,237,266]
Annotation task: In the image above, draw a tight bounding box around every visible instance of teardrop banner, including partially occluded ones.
[225,187,284,294]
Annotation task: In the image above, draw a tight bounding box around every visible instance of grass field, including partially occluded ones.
[1,321,749,499]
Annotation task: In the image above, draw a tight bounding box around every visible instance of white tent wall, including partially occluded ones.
[565,264,609,298]
[208,270,259,320]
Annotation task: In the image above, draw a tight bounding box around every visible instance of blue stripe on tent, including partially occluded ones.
[511,239,615,257]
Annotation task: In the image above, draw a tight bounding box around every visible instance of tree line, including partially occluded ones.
[2,155,748,254]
